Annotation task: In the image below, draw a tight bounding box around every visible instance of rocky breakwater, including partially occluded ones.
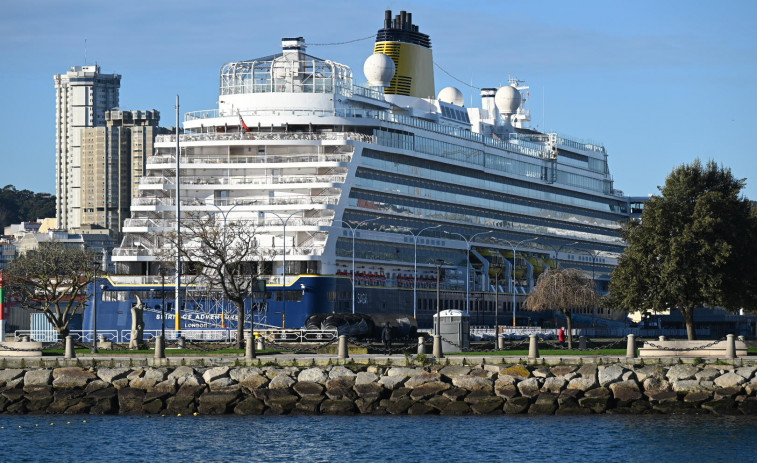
[2,362,757,415]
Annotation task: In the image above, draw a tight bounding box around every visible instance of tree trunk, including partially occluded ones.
[235,300,245,349]
[681,306,697,340]
[566,311,573,349]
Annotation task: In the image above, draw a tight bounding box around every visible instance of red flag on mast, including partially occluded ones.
[238,112,250,132]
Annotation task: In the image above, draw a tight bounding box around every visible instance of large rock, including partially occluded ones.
[0,369,25,386]
[197,391,240,414]
[53,368,95,389]
[386,397,413,414]
[234,397,265,415]
[118,387,146,414]
[500,365,531,378]
[209,378,239,392]
[24,370,52,388]
[695,368,721,381]
[98,368,131,384]
[439,365,471,379]
[598,365,625,387]
[529,393,558,415]
[269,375,295,389]
[25,387,53,413]
[504,396,531,414]
[735,366,757,380]
[202,367,230,384]
[452,375,493,392]
[353,382,385,400]
[378,375,407,390]
[292,396,324,415]
[609,380,642,403]
[541,377,566,394]
[298,368,329,384]
[567,377,597,392]
[714,372,746,388]
[642,377,671,392]
[517,378,541,398]
[228,367,262,382]
[87,387,118,414]
[406,372,442,389]
[666,364,699,382]
[440,401,472,416]
[494,384,519,399]
[672,379,709,393]
[410,382,450,401]
[329,366,357,379]
[293,381,324,397]
[470,396,504,415]
[239,374,269,392]
[408,402,436,415]
[355,372,378,385]
[320,399,356,415]
[633,365,665,382]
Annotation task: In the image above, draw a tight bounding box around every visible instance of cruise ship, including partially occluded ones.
[102,10,630,336]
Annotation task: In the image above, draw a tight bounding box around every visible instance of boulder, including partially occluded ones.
[329,366,357,379]
[452,375,493,392]
[293,381,324,397]
[541,377,566,394]
[406,372,442,389]
[239,374,269,392]
[355,372,378,385]
[439,365,472,379]
[529,393,558,415]
[440,401,472,416]
[269,375,295,389]
[353,382,385,400]
[598,365,625,387]
[499,365,531,378]
[666,364,699,382]
[233,397,265,415]
[517,378,541,398]
[714,372,746,389]
[202,367,230,384]
[503,396,531,414]
[228,367,262,382]
[610,380,642,403]
[53,368,96,389]
[410,382,450,401]
[118,387,146,414]
[567,377,597,392]
[198,391,241,414]
[24,370,52,389]
[378,375,407,390]
[298,368,329,384]
[408,402,436,415]
[320,399,356,415]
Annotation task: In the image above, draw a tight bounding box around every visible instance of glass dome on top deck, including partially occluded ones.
[220,41,353,95]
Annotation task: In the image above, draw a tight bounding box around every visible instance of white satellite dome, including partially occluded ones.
[438,86,465,106]
[494,85,522,115]
[363,53,395,87]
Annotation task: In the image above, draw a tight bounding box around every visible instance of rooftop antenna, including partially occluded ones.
[84,38,87,65]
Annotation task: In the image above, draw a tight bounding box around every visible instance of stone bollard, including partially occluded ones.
[528,334,539,360]
[256,337,265,351]
[154,335,165,359]
[658,336,667,342]
[177,336,186,349]
[432,335,443,359]
[338,335,349,359]
[417,336,426,355]
[726,334,736,359]
[64,335,75,359]
[626,334,636,359]
[579,336,587,350]
[497,336,505,350]
[245,333,255,361]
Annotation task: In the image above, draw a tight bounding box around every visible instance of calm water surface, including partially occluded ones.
[1,414,754,462]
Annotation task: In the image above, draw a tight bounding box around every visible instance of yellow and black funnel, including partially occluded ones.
[373,10,435,98]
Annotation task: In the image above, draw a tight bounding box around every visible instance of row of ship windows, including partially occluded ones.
[347,193,623,246]
[361,150,627,214]
[373,130,611,195]
[356,169,623,229]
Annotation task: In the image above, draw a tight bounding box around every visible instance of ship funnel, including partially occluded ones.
[373,10,435,98]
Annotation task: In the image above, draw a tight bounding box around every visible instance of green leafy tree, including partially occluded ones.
[0,185,55,230]
[523,267,600,348]
[608,160,757,339]
[5,242,98,338]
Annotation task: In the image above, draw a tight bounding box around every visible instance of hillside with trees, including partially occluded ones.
[0,185,56,231]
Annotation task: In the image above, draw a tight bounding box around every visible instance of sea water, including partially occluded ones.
[1,414,754,462]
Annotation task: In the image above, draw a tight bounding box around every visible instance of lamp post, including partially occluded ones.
[400,224,441,319]
[445,231,492,315]
[332,218,380,314]
[159,266,166,340]
[542,241,579,269]
[91,249,108,354]
[572,247,600,327]
[435,260,443,336]
[499,237,539,327]
[268,210,304,329]
[490,258,504,339]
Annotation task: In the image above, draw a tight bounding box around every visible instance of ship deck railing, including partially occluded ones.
[148,153,351,166]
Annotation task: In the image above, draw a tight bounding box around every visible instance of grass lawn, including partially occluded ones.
[42,348,282,356]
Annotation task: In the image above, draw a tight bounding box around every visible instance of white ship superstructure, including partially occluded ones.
[113,11,629,329]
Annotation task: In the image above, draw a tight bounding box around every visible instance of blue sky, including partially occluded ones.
[1,0,755,199]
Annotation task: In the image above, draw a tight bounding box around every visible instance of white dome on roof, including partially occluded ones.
[438,86,464,106]
[495,85,522,115]
[363,53,395,87]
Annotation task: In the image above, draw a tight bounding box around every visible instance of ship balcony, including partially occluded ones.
[122,218,171,233]
[146,153,351,168]
[156,131,375,145]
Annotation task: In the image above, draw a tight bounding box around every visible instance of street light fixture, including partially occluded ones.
[399,224,441,319]
[268,210,304,329]
[541,241,579,269]
[332,218,380,314]
[498,237,539,327]
[91,249,108,354]
[445,231,492,315]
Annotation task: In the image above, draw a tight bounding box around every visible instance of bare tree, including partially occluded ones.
[523,267,600,348]
[165,212,265,348]
[5,242,99,339]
